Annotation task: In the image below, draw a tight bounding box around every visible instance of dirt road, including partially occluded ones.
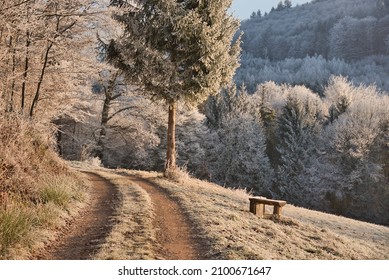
[127,176,203,260]
[36,170,202,260]
[37,172,118,260]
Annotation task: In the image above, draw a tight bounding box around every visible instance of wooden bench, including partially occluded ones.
[249,197,287,218]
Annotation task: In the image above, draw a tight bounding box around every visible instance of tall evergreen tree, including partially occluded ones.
[108,0,241,170]
[284,0,292,9]
[276,91,322,202]
[276,1,284,11]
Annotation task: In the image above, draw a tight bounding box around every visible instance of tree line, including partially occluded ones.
[241,0,389,61]
[203,77,389,225]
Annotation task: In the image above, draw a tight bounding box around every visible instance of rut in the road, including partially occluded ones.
[38,172,119,260]
[128,176,204,260]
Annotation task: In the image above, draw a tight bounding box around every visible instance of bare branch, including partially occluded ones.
[0,0,31,14]
[107,106,136,122]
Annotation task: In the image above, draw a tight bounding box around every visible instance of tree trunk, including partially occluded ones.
[21,30,30,113]
[96,89,111,160]
[96,70,121,160]
[29,42,52,117]
[165,101,177,170]
[8,45,16,113]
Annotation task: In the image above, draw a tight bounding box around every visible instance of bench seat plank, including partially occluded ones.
[249,197,287,218]
[249,197,287,207]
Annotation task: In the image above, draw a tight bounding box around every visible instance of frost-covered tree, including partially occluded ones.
[204,86,274,193]
[276,1,284,11]
[385,34,389,54]
[209,114,273,193]
[108,0,241,171]
[0,0,101,119]
[252,83,280,167]
[284,0,292,9]
[275,87,323,202]
[240,0,388,63]
[319,83,389,223]
[202,76,388,224]
[324,76,354,123]
[235,53,389,94]
[329,16,377,61]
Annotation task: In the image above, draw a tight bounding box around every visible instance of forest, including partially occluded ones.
[237,0,389,93]
[0,0,388,237]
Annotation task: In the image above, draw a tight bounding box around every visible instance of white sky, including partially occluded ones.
[230,0,312,20]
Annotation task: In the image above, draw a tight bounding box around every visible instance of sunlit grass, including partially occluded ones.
[0,205,35,258]
[39,175,87,208]
[120,169,389,260]
[0,173,89,259]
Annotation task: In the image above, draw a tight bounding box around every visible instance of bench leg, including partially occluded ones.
[273,205,283,218]
[250,202,265,218]
[257,203,265,218]
[249,200,256,214]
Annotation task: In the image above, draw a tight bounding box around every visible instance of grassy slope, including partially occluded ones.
[96,168,388,260]
[0,117,89,259]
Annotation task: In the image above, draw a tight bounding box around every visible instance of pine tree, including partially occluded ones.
[284,0,292,9]
[108,0,241,171]
[276,1,284,11]
[212,114,273,193]
[276,91,322,201]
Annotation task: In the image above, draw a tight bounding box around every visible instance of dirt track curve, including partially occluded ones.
[36,171,202,260]
[36,172,118,260]
[127,175,203,260]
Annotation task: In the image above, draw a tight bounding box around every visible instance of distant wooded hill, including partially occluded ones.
[236,0,389,93]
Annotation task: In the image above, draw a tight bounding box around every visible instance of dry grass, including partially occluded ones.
[0,205,36,256]
[163,166,191,184]
[119,169,389,260]
[16,156,386,260]
[0,115,89,259]
[39,175,87,209]
[0,173,89,260]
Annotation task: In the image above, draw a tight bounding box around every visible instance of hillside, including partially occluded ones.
[0,116,89,259]
[1,157,388,260]
[83,167,389,260]
[236,0,389,93]
[241,0,389,60]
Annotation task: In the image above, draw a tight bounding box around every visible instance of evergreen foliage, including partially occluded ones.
[107,0,241,169]
[204,87,273,194]
[275,89,323,202]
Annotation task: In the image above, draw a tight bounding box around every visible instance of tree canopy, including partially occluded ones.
[108,0,241,169]
[108,0,240,105]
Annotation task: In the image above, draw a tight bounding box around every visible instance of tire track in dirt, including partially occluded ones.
[127,176,204,260]
[36,172,119,260]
